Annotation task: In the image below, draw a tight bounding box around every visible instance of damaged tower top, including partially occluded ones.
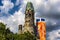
[26,2,34,11]
[24,2,35,34]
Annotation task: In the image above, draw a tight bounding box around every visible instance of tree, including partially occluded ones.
[0,22,14,40]
[17,31,37,40]
[0,22,37,40]
[0,22,6,40]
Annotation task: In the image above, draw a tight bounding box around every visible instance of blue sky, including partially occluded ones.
[0,0,60,40]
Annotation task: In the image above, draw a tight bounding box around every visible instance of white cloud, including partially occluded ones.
[27,0,60,13]
[15,0,22,6]
[0,1,25,33]
[0,0,14,13]
[47,0,60,12]
[15,0,20,5]
[47,19,57,25]
[48,0,60,4]
[48,29,60,40]
[0,0,60,34]
[0,10,25,33]
[0,0,24,33]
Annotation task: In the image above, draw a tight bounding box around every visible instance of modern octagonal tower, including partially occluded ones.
[24,2,35,34]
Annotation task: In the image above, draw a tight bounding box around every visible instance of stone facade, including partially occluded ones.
[18,2,40,40]
[18,25,23,34]
[18,2,35,34]
[24,2,35,34]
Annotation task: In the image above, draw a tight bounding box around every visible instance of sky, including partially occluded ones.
[0,0,60,40]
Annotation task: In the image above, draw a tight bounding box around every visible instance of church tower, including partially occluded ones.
[24,2,35,34]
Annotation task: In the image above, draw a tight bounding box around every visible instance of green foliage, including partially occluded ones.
[0,22,13,40]
[13,32,37,40]
[0,23,6,40]
[0,23,5,30]
[0,22,37,40]
[20,32,37,40]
